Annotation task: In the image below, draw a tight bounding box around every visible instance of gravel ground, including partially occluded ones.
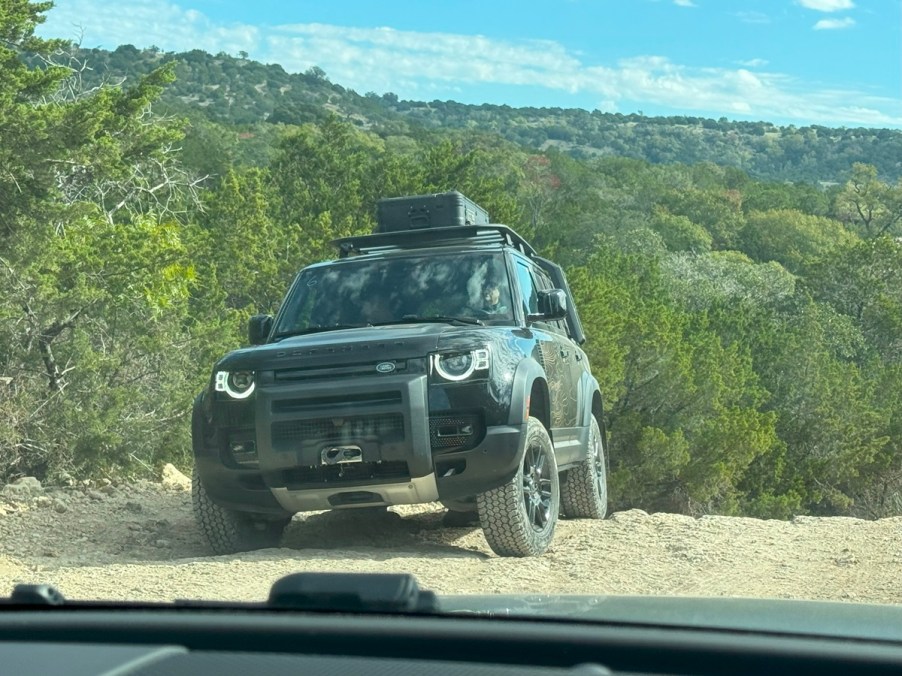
[0,469,901,605]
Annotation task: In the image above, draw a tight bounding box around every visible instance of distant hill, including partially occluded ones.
[74,45,902,183]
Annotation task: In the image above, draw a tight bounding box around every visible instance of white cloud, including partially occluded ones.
[797,0,855,11]
[266,23,590,95]
[36,0,901,128]
[673,0,697,7]
[737,58,769,68]
[41,0,260,54]
[813,17,856,30]
[734,11,771,24]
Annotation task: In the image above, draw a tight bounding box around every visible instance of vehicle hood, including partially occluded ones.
[437,594,902,642]
[216,323,493,371]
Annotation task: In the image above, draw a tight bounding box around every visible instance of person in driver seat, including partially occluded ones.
[481,279,509,315]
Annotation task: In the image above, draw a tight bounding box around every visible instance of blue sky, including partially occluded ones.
[37,0,901,128]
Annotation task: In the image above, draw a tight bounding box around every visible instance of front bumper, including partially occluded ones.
[194,369,526,512]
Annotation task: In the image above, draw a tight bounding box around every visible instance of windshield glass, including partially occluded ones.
[2,0,901,622]
[273,253,513,335]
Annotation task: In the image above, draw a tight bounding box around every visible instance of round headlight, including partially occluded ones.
[437,353,474,380]
[433,349,489,382]
[215,370,256,399]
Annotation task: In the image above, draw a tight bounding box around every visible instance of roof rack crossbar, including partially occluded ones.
[332,225,536,259]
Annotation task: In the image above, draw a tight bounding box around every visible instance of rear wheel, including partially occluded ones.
[560,416,608,519]
[192,468,290,554]
[477,417,559,557]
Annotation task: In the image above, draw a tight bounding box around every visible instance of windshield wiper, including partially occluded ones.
[271,324,371,341]
[373,315,483,327]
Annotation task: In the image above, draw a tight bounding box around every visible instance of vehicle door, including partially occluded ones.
[512,259,577,449]
[532,267,582,453]
[536,266,590,408]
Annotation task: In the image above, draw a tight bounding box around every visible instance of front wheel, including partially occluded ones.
[477,417,560,557]
[192,468,290,554]
[560,415,608,519]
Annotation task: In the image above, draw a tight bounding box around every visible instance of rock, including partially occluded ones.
[100,485,116,496]
[1,477,44,501]
[161,463,191,491]
[834,550,859,566]
[52,499,68,514]
[15,476,42,490]
[88,490,105,501]
[32,496,52,509]
[125,501,143,513]
[154,539,171,548]
[610,509,649,522]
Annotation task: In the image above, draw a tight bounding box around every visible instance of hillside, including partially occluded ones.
[74,45,902,183]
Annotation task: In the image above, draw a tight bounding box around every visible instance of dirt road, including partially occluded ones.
[0,471,900,604]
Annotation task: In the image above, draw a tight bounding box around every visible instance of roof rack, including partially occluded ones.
[331,225,538,259]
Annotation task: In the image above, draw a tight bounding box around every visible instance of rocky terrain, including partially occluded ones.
[0,467,900,605]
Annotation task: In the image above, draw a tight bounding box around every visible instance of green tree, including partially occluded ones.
[659,186,745,250]
[568,246,778,515]
[648,207,713,252]
[733,299,889,517]
[269,116,383,261]
[834,163,902,238]
[0,2,201,480]
[739,209,857,274]
[806,237,902,362]
[197,167,290,315]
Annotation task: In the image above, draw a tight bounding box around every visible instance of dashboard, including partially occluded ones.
[3,574,902,675]
[3,605,902,676]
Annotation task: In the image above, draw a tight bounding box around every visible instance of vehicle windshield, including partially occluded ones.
[272,253,513,336]
[2,0,901,623]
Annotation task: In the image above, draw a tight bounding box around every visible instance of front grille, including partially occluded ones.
[271,413,405,452]
[217,401,255,427]
[272,391,402,414]
[275,360,408,382]
[281,461,409,488]
[429,413,484,452]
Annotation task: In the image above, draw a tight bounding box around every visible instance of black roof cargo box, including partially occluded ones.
[376,191,489,233]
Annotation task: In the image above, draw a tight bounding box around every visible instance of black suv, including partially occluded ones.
[191,193,607,557]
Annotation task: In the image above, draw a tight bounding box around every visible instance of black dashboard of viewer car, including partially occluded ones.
[3,575,902,676]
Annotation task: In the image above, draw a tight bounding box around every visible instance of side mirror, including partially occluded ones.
[529,289,568,322]
[248,314,273,345]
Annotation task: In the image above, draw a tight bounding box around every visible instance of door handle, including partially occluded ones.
[560,348,569,359]
[575,351,583,361]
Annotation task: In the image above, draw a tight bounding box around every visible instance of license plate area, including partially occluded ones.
[321,445,363,465]
[271,413,406,460]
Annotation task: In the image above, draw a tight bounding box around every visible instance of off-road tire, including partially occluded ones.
[560,416,608,519]
[192,468,289,554]
[477,417,560,557]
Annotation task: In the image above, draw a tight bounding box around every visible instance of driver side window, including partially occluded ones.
[514,262,539,317]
